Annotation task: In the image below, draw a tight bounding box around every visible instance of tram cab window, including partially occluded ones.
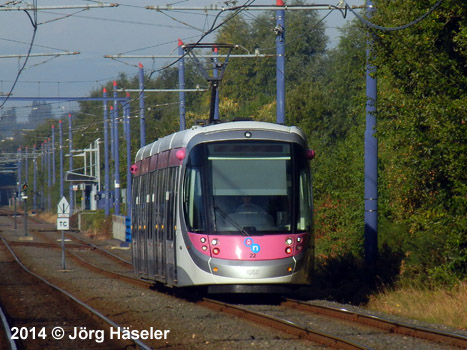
[183,141,312,235]
[209,141,293,234]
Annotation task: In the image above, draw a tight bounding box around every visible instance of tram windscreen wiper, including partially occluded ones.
[213,205,250,236]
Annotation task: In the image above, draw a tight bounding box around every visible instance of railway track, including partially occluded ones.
[21,229,467,349]
[2,208,466,349]
[283,298,467,348]
[14,229,370,349]
[199,298,371,349]
[0,304,15,350]
[57,229,467,349]
[0,235,151,350]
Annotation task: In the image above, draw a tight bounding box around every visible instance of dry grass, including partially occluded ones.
[36,211,57,224]
[367,282,467,330]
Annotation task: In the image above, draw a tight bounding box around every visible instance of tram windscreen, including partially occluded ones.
[184,141,311,234]
[208,142,292,233]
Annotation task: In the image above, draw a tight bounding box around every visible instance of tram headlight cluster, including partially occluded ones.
[199,236,221,256]
[285,236,304,254]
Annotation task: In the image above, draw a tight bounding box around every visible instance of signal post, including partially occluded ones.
[57,196,70,270]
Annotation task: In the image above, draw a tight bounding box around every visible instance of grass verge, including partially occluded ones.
[366,282,467,330]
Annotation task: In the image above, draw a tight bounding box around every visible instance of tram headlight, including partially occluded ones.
[297,237,302,243]
[200,237,206,243]
[211,238,218,245]
[285,237,293,245]
[202,245,208,251]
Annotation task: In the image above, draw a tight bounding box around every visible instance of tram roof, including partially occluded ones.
[135,121,306,162]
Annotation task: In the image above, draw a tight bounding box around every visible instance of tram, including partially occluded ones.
[131,121,314,293]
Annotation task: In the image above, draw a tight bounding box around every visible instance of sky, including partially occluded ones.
[0,0,363,122]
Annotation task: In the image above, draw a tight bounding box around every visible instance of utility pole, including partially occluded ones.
[364,0,378,264]
[47,137,51,210]
[276,0,286,124]
[124,94,132,218]
[113,81,121,215]
[33,145,37,213]
[103,88,111,217]
[178,40,187,130]
[68,114,74,215]
[213,46,220,121]
[52,124,56,185]
[138,63,146,146]
[59,120,64,198]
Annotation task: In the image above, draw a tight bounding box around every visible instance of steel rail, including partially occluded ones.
[29,230,147,288]
[199,298,373,350]
[284,298,467,348]
[0,303,18,350]
[67,247,152,288]
[64,232,132,266]
[0,235,152,350]
[8,240,89,250]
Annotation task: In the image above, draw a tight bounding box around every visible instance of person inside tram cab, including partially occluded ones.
[236,196,265,214]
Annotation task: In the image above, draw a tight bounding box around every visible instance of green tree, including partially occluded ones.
[372,0,467,284]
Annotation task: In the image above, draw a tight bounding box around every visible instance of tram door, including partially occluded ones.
[132,176,142,274]
[146,171,156,280]
[164,167,178,285]
[154,167,166,281]
[133,174,148,278]
[140,172,149,278]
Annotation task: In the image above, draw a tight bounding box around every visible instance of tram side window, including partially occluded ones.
[297,169,312,232]
[184,167,205,232]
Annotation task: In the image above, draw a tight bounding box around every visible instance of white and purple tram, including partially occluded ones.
[131,121,314,293]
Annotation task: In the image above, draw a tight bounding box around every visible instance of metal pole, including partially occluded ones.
[24,147,28,235]
[125,96,132,219]
[15,147,20,229]
[17,147,21,197]
[59,120,64,198]
[110,90,115,161]
[47,138,51,210]
[364,0,378,265]
[138,63,146,146]
[23,194,28,237]
[13,190,17,229]
[68,113,74,214]
[178,40,186,130]
[103,88,110,217]
[51,124,56,184]
[113,82,120,215]
[33,145,37,213]
[213,46,220,121]
[276,0,286,125]
[110,104,114,206]
[61,229,66,270]
[24,146,28,186]
[41,142,45,210]
[95,139,101,192]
